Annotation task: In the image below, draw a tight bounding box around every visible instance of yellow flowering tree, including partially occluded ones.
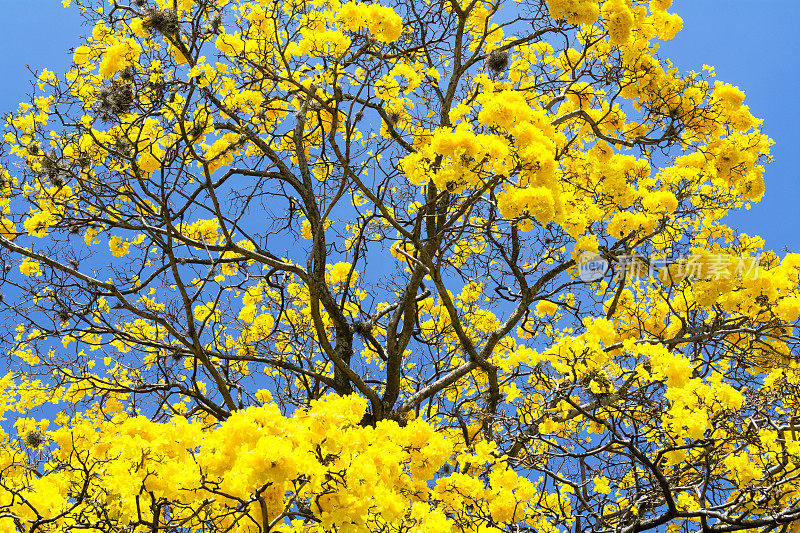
[0,0,798,532]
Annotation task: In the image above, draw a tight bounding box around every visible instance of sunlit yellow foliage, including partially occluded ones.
[0,0,796,532]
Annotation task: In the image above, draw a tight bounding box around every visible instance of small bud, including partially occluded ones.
[189,121,205,139]
[352,320,372,336]
[486,49,509,74]
[210,14,222,33]
[385,409,409,427]
[144,8,179,36]
[296,499,312,517]
[119,66,135,81]
[96,81,135,120]
[24,430,46,449]
[115,138,133,156]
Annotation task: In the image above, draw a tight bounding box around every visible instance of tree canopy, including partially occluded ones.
[0,0,798,532]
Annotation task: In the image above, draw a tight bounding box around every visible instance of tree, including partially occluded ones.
[0,0,797,532]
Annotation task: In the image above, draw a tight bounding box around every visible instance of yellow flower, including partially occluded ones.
[99,38,141,79]
[0,218,17,239]
[73,45,91,65]
[301,219,313,239]
[546,0,600,25]
[503,382,520,403]
[775,295,800,322]
[713,81,746,111]
[130,18,145,37]
[194,302,219,322]
[24,210,55,238]
[327,262,356,285]
[216,33,245,56]
[535,300,559,316]
[20,257,42,277]
[108,235,132,257]
[338,3,403,43]
[601,0,635,45]
[593,476,611,494]
[723,453,763,486]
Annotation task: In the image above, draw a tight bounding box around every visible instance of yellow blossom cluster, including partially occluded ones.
[337,2,404,42]
[0,392,566,533]
[545,0,600,25]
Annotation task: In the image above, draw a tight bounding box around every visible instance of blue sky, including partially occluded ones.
[663,0,800,253]
[0,1,798,251]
